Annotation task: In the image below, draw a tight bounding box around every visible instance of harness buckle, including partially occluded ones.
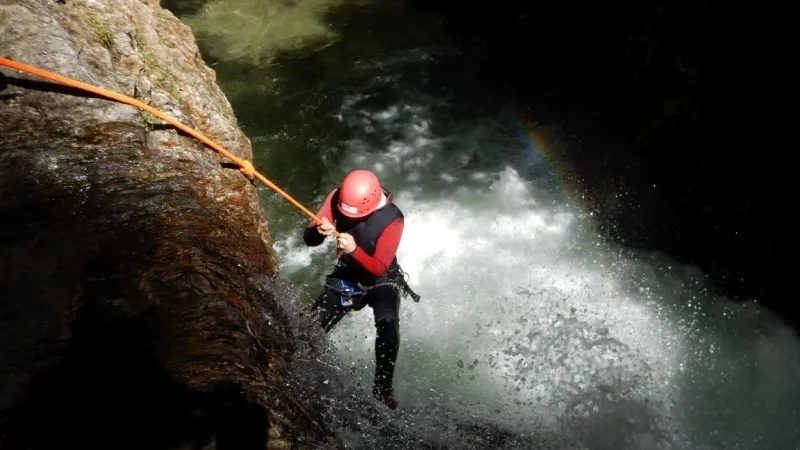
[324,279,365,309]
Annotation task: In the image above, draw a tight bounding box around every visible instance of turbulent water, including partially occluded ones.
[167,1,800,448]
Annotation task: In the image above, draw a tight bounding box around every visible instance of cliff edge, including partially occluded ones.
[0,0,331,448]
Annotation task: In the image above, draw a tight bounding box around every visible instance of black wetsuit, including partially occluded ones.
[303,189,406,399]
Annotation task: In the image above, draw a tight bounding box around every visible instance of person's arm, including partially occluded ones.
[350,217,404,276]
[303,189,337,247]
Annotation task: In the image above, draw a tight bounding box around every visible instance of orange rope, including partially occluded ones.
[0,56,339,236]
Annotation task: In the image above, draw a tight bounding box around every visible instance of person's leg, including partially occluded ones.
[367,285,401,406]
[309,283,348,333]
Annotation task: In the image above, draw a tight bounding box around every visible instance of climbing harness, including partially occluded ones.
[396,270,422,303]
[323,277,420,310]
[324,279,366,309]
[0,56,338,237]
[327,261,421,305]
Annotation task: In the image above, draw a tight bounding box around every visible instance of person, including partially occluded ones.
[303,169,418,410]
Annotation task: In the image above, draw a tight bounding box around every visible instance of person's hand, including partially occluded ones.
[337,232,356,254]
[316,217,336,236]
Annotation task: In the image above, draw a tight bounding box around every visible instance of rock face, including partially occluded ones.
[0,0,330,448]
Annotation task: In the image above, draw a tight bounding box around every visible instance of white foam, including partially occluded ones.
[273,93,800,449]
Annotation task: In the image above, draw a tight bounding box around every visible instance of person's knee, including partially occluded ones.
[375,309,400,328]
[375,316,398,329]
[371,289,401,322]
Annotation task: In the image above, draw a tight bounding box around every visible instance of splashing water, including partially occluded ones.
[168,0,800,443]
[272,76,800,449]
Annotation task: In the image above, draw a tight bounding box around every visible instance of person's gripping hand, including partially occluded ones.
[337,233,356,254]
[316,217,336,236]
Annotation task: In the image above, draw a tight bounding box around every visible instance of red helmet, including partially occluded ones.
[337,169,383,218]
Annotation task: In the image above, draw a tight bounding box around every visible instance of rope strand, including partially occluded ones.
[0,56,338,236]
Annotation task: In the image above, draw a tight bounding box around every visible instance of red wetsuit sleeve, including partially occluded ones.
[350,217,404,277]
[303,189,337,247]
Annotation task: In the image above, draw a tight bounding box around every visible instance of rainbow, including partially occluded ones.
[506,103,590,213]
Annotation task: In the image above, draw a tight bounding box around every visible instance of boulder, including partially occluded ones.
[0,0,331,447]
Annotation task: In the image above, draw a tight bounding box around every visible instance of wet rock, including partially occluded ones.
[0,0,331,448]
